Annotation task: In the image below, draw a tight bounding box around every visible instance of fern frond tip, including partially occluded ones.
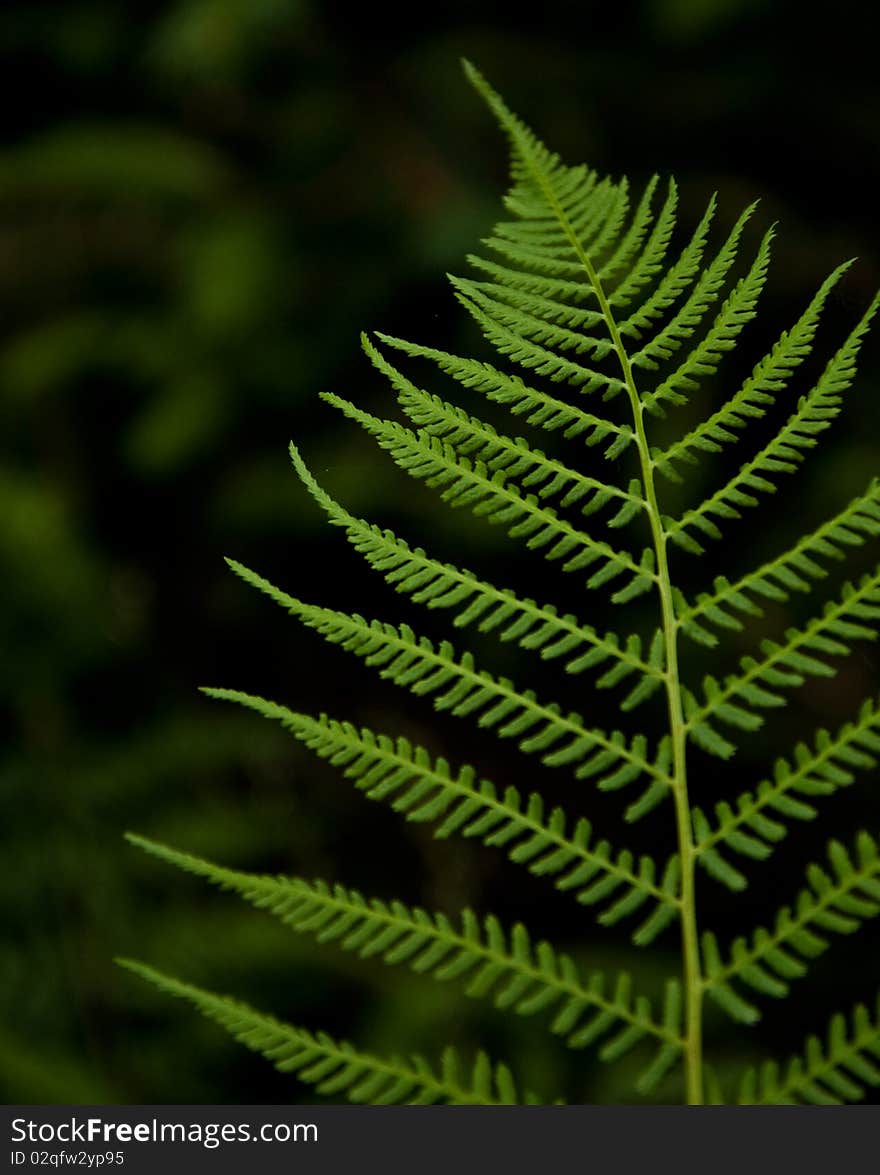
[461,58,487,93]
[123,831,160,853]
[199,687,295,727]
[115,956,141,974]
[124,830,186,863]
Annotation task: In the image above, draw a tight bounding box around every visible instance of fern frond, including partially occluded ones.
[373,333,634,457]
[693,699,880,889]
[118,960,532,1104]
[669,292,880,543]
[738,995,880,1105]
[321,396,656,602]
[657,261,854,477]
[125,835,684,1089]
[702,832,880,1024]
[686,563,880,751]
[290,446,665,709]
[677,478,880,643]
[639,224,774,417]
[200,689,681,941]
[362,337,645,526]
[132,63,880,1106]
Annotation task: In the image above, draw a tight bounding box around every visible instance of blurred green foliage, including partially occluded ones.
[1,0,878,1103]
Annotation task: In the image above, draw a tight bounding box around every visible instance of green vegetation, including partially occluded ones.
[122,65,880,1103]
[2,0,877,1105]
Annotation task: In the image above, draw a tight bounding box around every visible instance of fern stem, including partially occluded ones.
[609,319,703,1107]
[625,390,704,1106]
[526,165,704,1103]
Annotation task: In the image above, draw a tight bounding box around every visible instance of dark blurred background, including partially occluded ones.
[2,0,879,1105]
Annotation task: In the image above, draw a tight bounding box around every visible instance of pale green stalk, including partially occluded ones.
[515,141,703,1105]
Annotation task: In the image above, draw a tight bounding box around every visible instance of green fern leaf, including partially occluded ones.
[362,336,644,525]
[321,395,656,601]
[703,832,880,1023]
[374,333,634,456]
[221,559,669,795]
[657,260,854,478]
[117,960,534,1104]
[126,834,683,1090]
[688,564,880,747]
[199,688,679,941]
[678,478,880,643]
[693,700,880,885]
[124,62,880,1105]
[738,996,880,1105]
[669,293,880,543]
[639,224,774,417]
[625,201,755,378]
[614,193,717,328]
[289,444,664,707]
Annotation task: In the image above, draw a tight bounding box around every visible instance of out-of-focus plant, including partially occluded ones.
[0,0,483,1103]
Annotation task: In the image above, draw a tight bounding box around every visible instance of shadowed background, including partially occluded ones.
[2,0,879,1104]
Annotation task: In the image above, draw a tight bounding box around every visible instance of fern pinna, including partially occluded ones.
[121,63,880,1105]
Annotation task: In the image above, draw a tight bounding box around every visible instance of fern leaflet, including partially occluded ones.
[703,832,880,1023]
[117,961,533,1105]
[737,996,880,1105]
[126,834,683,1089]
[200,688,680,940]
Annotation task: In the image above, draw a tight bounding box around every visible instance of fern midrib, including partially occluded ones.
[515,143,704,1103]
